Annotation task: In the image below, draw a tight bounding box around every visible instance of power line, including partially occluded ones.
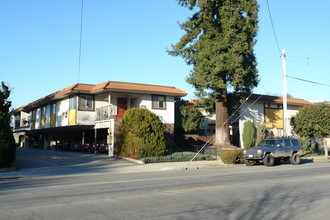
[287,75,330,88]
[266,0,281,54]
[77,0,84,83]
[226,76,282,126]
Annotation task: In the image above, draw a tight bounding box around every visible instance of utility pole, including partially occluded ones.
[281,49,288,136]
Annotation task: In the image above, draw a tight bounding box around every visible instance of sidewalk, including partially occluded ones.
[119,159,228,173]
[1,148,329,179]
[0,148,228,178]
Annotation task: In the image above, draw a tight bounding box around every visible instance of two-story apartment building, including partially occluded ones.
[13,81,187,156]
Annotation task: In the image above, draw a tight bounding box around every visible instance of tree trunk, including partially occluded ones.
[214,91,230,147]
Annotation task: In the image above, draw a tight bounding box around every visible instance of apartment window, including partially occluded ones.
[31,111,35,121]
[70,96,77,110]
[130,98,139,108]
[50,103,56,114]
[41,106,46,116]
[152,95,166,110]
[78,95,94,110]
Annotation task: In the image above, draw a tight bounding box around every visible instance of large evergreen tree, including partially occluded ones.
[0,82,16,167]
[169,0,259,146]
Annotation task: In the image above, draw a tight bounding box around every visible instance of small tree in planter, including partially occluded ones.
[255,122,267,146]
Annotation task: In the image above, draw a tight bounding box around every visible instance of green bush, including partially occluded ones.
[116,108,167,159]
[180,104,204,133]
[0,120,16,167]
[220,149,243,164]
[243,120,255,148]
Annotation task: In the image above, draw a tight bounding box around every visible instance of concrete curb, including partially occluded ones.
[120,156,145,165]
[0,167,17,172]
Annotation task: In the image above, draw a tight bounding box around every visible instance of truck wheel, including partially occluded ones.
[263,154,275,166]
[244,159,255,166]
[290,153,300,165]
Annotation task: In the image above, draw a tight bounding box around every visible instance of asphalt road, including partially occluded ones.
[1,158,330,220]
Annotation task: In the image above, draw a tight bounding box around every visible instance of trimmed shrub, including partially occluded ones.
[220,149,243,164]
[143,151,210,163]
[243,120,255,148]
[116,108,167,159]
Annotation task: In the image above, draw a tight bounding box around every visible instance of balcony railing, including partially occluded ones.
[95,105,116,121]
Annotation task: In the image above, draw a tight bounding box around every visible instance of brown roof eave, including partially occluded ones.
[248,94,313,106]
[104,88,187,97]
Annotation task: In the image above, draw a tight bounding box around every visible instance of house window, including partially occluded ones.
[152,95,166,110]
[78,95,94,110]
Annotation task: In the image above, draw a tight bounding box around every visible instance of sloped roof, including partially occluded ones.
[96,81,187,96]
[249,94,313,106]
[14,81,187,112]
[186,94,312,108]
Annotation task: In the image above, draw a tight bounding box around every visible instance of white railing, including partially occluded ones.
[95,105,116,121]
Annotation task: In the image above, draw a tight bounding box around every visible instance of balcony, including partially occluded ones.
[95,105,116,121]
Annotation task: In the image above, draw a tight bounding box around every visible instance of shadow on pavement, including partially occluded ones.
[300,158,314,164]
[2,147,139,178]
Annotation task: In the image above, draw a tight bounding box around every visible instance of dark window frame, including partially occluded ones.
[152,95,166,110]
[78,94,95,111]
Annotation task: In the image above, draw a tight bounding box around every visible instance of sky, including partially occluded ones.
[1,0,329,110]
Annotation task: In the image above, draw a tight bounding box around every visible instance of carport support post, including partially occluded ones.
[82,131,85,152]
[94,128,97,154]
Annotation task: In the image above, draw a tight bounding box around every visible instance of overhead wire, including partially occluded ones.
[225,76,282,126]
[77,0,84,83]
[287,75,330,88]
[266,0,281,55]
